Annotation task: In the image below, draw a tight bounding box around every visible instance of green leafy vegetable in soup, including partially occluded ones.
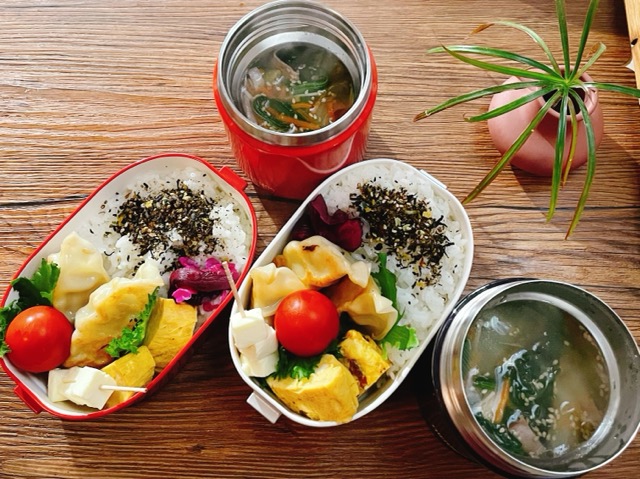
[241,44,355,133]
[463,300,609,459]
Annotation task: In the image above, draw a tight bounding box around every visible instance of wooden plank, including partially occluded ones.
[625,0,640,98]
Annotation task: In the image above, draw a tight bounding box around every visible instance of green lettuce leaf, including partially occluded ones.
[106,287,159,358]
[274,347,321,380]
[372,253,418,351]
[380,323,419,351]
[371,252,397,304]
[0,259,61,356]
[12,258,60,306]
[273,340,340,380]
[0,303,20,356]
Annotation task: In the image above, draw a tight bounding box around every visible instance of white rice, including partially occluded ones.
[76,167,252,282]
[323,163,468,375]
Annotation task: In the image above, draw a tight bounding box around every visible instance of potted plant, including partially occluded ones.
[414,0,640,237]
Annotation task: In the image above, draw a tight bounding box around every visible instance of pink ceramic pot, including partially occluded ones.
[487,73,604,176]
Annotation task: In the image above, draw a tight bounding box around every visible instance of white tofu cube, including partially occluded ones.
[47,367,80,403]
[240,350,279,378]
[230,308,268,349]
[64,367,117,409]
[240,325,278,360]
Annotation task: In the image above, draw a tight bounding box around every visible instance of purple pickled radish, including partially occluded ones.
[291,195,363,252]
[170,267,234,293]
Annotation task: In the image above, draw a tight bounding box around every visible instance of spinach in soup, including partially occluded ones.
[240,44,355,133]
[463,299,609,459]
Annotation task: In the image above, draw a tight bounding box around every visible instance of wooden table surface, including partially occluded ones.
[0,1,638,478]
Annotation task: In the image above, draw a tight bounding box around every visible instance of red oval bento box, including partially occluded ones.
[0,153,257,419]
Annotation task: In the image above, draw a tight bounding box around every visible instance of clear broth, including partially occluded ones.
[463,299,609,460]
[240,44,355,133]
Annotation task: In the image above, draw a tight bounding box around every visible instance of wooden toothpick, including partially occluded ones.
[100,385,148,393]
[222,261,245,317]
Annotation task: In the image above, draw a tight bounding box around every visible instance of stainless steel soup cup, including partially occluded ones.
[215,0,373,146]
[425,278,640,478]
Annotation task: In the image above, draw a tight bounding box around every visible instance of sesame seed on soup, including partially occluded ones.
[463,299,609,460]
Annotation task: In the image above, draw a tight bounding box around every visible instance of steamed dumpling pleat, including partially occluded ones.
[346,261,370,289]
[48,232,110,321]
[249,263,308,316]
[326,276,397,340]
[63,259,164,368]
[276,235,369,289]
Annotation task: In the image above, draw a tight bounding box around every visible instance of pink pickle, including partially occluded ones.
[204,257,221,270]
[202,290,230,312]
[178,256,200,269]
[172,287,195,303]
[170,257,238,306]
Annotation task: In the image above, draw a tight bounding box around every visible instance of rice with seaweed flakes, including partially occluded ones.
[323,163,468,375]
[77,167,252,282]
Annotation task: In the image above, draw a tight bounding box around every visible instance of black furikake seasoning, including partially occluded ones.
[108,178,221,271]
[350,180,453,288]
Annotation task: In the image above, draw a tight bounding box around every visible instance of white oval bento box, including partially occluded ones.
[0,153,257,419]
[229,158,474,427]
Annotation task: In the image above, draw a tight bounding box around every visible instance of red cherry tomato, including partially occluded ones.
[5,305,73,373]
[274,290,339,357]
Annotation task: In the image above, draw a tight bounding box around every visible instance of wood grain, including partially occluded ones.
[0,1,638,478]
[625,0,640,93]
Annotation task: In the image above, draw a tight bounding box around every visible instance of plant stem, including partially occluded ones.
[463,91,562,204]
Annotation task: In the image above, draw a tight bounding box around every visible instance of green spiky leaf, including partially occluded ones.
[415,0,640,236]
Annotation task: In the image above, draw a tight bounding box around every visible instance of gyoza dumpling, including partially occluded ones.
[63,259,164,368]
[326,276,397,340]
[249,263,308,316]
[276,235,369,289]
[48,232,110,321]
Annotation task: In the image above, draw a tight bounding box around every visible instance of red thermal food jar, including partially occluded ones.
[213,0,378,200]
